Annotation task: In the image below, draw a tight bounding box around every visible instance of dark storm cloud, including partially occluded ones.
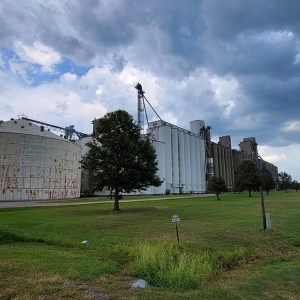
[201,0,300,41]
[0,0,204,71]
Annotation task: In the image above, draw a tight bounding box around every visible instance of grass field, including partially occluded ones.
[0,191,300,299]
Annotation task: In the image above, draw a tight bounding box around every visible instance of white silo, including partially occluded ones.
[199,139,206,192]
[190,134,197,192]
[184,132,191,193]
[147,119,208,195]
[195,137,201,192]
[178,130,185,193]
[159,124,172,192]
[0,118,81,201]
[171,128,179,193]
[152,139,166,194]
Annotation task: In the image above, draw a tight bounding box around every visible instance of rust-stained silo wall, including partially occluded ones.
[0,119,81,201]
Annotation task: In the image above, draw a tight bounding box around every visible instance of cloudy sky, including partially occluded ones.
[0,0,299,180]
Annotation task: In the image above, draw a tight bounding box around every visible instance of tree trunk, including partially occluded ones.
[248,190,252,197]
[113,189,120,211]
[216,192,220,200]
[266,190,269,195]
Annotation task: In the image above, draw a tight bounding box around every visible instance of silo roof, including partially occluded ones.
[0,118,65,140]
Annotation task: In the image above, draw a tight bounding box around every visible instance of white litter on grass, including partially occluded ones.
[131,279,148,289]
[82,240,89,247]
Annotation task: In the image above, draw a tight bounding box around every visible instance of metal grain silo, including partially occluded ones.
[0,118,81,200]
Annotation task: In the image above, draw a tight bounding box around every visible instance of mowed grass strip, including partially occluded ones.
[0,191,300,299]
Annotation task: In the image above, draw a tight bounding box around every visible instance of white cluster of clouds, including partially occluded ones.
[14,41,62,72]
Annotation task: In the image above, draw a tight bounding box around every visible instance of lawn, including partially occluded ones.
[0,191,300,299]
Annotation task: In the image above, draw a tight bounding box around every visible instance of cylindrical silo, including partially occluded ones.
[190,134,196,192]
[152,139,166,194]
[195,137,201,193]
[184,132,191,193]
[171,128,179,193]
[178,130,185,193]
[0,118,81,201]
[199,138,206,192]
[159,124,172,192]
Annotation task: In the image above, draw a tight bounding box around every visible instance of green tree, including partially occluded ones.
[81,110,161,211]
[277,172,292,193]
[235,160,261,197]
[291,180,300,192]
[208,176,226,200]
[261,169,275,195]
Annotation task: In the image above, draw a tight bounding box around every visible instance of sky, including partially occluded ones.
[0,0,299,180]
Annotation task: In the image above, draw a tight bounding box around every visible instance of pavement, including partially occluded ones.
[0,194,213,208]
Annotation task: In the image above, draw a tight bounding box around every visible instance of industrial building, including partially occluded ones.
[0,116,279,200]
[211,136,278,190]
[0,85,278,201]
[210,136,235,190]
[0,118,81,200]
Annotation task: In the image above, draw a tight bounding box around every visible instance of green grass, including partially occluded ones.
[0,191,300,299]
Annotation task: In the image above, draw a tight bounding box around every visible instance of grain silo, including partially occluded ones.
[147,120,207,194]
[0,118,81,200]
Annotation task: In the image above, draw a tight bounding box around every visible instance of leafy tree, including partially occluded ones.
[235,160,261,197]
[261,169,275,195]
[291,180,300,192]
[208,176,226,200]
[277,172,292,193]
[81,110,161,211]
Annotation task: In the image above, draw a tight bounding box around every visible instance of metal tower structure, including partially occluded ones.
[135,82,162,134]
[135,83,145,130]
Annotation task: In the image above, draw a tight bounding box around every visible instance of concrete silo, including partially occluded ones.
[0,118,81,200]
[147,120,207,194]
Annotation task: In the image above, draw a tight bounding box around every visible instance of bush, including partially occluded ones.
[0,229,25,244]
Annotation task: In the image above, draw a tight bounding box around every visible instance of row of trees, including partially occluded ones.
[277,172,300,192]
[209,159,300,199]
